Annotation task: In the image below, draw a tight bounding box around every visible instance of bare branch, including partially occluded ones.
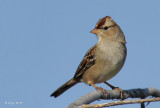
[67,88,160,108]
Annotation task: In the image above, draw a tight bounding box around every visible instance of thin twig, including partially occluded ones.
[81,97,160,108]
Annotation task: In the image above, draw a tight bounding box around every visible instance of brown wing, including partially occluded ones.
[73,45,96,80]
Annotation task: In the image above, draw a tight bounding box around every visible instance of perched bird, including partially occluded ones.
[51,16,127,98]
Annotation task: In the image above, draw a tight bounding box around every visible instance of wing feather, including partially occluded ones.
[74,45,96,80]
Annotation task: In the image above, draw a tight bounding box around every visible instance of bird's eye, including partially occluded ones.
[103,26,108,30]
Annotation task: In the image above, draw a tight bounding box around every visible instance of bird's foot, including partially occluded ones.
[95,87,107,95]
[104,82,124,99]
[89,82,107,95]
[112,87,124,100]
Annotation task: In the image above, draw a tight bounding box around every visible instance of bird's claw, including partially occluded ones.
[96,87,107,95]
[113,87,124,100]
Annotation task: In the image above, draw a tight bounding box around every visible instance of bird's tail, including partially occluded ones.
[50,78,78,98]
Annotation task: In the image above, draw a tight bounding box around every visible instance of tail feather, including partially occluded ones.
[50,78,78,98]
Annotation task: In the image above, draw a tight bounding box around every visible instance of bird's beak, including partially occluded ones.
[90,29,100,34]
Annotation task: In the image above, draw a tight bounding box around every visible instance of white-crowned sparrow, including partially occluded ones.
[51,16,127,98]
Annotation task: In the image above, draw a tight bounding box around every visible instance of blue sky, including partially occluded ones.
[0,0,160,108]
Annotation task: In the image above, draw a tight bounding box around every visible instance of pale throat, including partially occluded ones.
[96,35,125,64]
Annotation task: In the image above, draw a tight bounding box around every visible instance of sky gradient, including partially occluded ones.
[0,0,160,108]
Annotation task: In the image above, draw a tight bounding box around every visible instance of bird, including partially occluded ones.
[50,16,127,98]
